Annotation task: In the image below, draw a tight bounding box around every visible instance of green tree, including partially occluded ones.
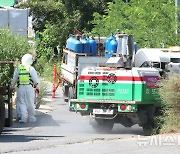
[22,0,113,48]
[61,0,112,31]
[21,0,112,77]
[22,0,77,75]
[92,0,177,48]
[0,29,29,84]
[24,0,112,33]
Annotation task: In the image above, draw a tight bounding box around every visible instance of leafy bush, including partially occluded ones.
[0,29,30,84]
[35,56,61,82]
[34,32,62,81]
[158,75,180,133]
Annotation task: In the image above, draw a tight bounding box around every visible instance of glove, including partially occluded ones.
[35,88,40,94]
[11,87,15,93]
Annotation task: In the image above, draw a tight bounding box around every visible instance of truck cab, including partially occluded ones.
[166,46,180,75]
[134,48,170,76]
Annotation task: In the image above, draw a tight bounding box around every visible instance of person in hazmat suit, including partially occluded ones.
[11,54,40,123]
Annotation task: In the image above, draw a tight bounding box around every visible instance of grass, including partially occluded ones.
[158,75,180,133]
[160,110,180,133]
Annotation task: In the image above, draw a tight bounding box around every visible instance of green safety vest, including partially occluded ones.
[18,65,31,85]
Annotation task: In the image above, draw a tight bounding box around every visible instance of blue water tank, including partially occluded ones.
[105,34,114,51]
[109,38,118,53]
[80,38,90,54]
[104,51,112,57]
[73,37,83,53]
[89,38,97,56]
[66,35,83,53]
[66,34,74,50]
[86,36,90,41]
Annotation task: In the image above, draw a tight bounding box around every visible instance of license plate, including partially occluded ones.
[93,109,113,115]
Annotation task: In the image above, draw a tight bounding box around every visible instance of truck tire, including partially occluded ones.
[0,95,5,134]
[68,87,74,99]
[62,82,69,103]
[89,118,114,133]
[4,86,13,127]
[143,107,163,136]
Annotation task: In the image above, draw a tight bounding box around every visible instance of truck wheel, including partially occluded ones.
[4,85,13,127]
[62,83,69,103]
[143,114,162,135]
[90,118,114,133]
[68,87,74,100]
[0,95,5,134]
[139,105,160,136]
[143,124,154,136]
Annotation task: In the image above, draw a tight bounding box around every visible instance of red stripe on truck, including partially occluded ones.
[78,76,143,81]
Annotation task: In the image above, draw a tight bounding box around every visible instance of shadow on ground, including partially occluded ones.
[0,133,64,142]
[12,112,60,129]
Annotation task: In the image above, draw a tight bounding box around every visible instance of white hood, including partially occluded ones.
[21,54,33,65]
[135,48,170,67]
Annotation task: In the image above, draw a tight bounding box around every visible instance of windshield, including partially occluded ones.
[152,62,160,68]
[140,61,160,68]
[171,58,180,63]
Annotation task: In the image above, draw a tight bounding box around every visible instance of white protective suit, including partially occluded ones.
[11,54,40,123]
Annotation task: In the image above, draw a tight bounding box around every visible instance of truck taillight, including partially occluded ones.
[74,103,80,109]
[120,104,126,110]
[80,103,86,109]
[127,105,132,111]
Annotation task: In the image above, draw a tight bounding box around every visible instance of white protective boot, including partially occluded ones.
[19,117,27,123]
[16,116,21,122]
[19,109,27,123]
[28,116,37,122]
